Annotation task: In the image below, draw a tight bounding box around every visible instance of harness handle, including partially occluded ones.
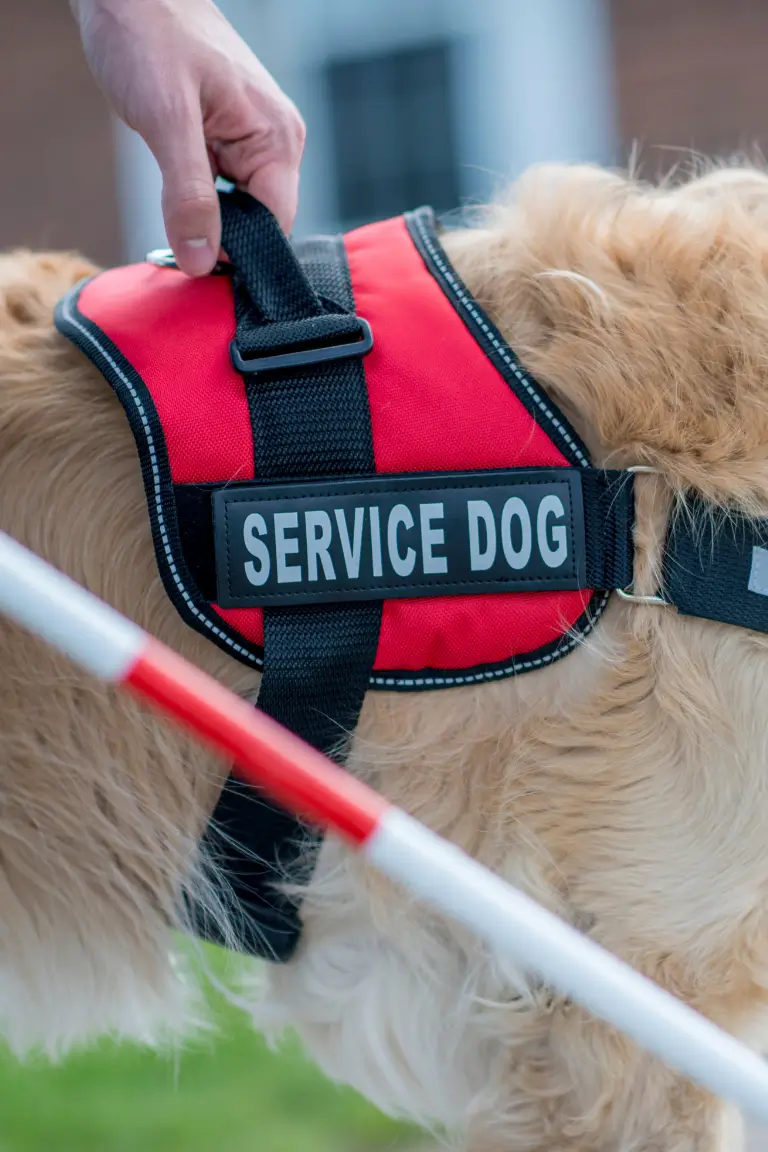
[219,189,372,371]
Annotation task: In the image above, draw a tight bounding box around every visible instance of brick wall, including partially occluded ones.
[0,0,122,265]
[611,0,768,173]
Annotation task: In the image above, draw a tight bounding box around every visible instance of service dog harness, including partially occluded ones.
[55,190,768,961]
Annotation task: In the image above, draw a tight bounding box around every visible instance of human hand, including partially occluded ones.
[72,0,305,275]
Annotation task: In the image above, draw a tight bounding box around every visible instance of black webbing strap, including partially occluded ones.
[581,470,635,590]
[662,494,768,633]
[194,190,381,960]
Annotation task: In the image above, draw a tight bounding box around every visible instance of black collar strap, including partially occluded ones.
[662,494,768,632]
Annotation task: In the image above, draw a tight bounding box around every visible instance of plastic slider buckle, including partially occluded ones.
[230,318,374,375]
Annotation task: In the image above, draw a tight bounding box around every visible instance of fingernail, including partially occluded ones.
[182,238,214,276]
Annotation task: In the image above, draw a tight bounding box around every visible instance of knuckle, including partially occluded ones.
[176,188,217,214]
[143,83,197,138]
[165,182,217,217]
[163,185,218,240]
[244,87,306,159]
[265,110,305,166]
[287,107,306,154]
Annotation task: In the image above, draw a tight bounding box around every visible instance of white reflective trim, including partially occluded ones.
[0,532,144,681]
[748,546,768,598]
[366,808,768,1121]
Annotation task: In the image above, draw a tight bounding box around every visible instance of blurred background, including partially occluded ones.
[1,0,767,1148]
[5,0,768,265]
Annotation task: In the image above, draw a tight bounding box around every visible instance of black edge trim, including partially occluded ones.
[54,277,266,671]
[367,590,612,691]
[405,207,592,467]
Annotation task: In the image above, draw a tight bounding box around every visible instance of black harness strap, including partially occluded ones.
[194,191,381,960]
[662,495,768,633]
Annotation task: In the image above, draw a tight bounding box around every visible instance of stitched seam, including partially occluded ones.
[222,576,583,600]
[412,213,589,469]
[218,475,579,502]
[222,575,582,600]
[369,589,610,687]
[61,294,264,668]
[223,497,234,601]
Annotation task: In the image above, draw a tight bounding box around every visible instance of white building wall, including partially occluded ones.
[115,0,616,259]
[113,120,165,263]
[448,0,617,204]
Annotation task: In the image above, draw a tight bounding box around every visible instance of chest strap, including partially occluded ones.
[191,190,381,960]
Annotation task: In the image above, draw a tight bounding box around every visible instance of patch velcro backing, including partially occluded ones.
[214,468,588,607]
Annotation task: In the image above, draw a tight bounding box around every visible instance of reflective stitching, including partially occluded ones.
[748,546,768,597]
[61,293,264,668]
[369,590,610,688]
[411,212,590,469]
[370,214,610,688]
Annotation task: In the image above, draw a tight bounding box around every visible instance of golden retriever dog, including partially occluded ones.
[2,161,768,1151]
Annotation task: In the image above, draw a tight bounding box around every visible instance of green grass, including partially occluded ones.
[0,947,418,1152]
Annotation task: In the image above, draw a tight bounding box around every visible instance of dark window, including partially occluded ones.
[326,41,459,228]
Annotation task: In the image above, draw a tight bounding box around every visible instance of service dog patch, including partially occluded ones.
[214,469,586,607]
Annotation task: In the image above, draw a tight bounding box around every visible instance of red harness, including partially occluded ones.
[56,207,616,687]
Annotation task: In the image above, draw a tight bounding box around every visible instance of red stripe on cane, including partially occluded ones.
[125,639,387,845]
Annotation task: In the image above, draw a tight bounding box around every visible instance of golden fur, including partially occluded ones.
[2,163,768,1148]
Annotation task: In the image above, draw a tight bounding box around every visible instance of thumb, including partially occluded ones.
[149,110,221,277]
[246,157,300,236]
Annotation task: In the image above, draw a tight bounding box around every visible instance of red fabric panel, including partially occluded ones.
[79,265,251,485]
[79,265,264,645]
[215,604,264,645]
[344,216,591,671]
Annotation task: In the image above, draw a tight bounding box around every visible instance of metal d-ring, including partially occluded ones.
[615,464,668,606]
[615,586,668,606]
